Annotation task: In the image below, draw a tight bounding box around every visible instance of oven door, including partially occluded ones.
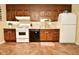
[16,29,29,39]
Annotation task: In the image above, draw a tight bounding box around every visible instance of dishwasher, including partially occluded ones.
[29,29,40,42]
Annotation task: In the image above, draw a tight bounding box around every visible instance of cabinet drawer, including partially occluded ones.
[4,29,16,42]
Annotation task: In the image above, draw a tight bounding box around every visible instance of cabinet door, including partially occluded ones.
[4,29,10,41]
[40,29,59,42]
[52,29,59,42]
[40,29,46,41]
[46,29,53,41]
[31,11,40,21]
[4,29,16,42]
[46,29,59,42]
[7,11,12,21]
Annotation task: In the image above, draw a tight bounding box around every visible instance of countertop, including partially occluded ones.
[3,21,60,29]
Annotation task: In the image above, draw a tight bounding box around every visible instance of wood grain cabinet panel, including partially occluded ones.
[52,29,59,42]
[4,29,16,42]
[30,11,40,21]
[6,4,71,21]
[40,29,59,42]
[40,29,47,41]
[46,30,53,41]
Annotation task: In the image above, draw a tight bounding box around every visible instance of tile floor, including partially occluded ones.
[0,42,79,55]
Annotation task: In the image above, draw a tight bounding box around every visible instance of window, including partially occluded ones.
[0,6,2,20]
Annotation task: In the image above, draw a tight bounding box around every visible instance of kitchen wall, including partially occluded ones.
[0,4,6,44]
[72,4,79,45]
[0,21,4,44]
[0,4,79,44]
[0,4,60,44]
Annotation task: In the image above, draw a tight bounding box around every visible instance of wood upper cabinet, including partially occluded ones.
[4,29,16,42]
[30,11,40,21]
[6,4,71,21]
[40,29,59,42]
[6,4,30,21]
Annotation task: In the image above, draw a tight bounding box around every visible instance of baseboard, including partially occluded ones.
[75,42,79,45]
[59,41,75,43]
[0,41,5,44]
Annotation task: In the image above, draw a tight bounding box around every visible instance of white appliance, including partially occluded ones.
[15,16,30,21]
[58,13,77,43]
[16,24,31,42]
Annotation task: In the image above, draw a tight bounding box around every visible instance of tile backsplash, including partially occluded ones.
[31,22,59,29]
[4,21,59,29]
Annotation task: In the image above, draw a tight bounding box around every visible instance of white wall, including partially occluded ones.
[0,4,6,44]
[72,4,79,45]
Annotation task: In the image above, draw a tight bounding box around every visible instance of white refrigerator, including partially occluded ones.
[58,13,77,43]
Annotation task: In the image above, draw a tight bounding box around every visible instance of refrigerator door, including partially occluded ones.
[58,13,77,24]
[59,25,76,43]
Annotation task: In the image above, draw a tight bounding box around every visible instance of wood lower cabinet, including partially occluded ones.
[40,29,59,42]
[46,30,53,41]
[40,29,46,41]
[4,29,59,42]
[4,29,16,42]
[52,29,59,41]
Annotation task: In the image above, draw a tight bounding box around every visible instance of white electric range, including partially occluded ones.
[16,24,31,42]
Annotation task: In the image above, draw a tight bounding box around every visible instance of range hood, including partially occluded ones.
[15,16,30,21]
